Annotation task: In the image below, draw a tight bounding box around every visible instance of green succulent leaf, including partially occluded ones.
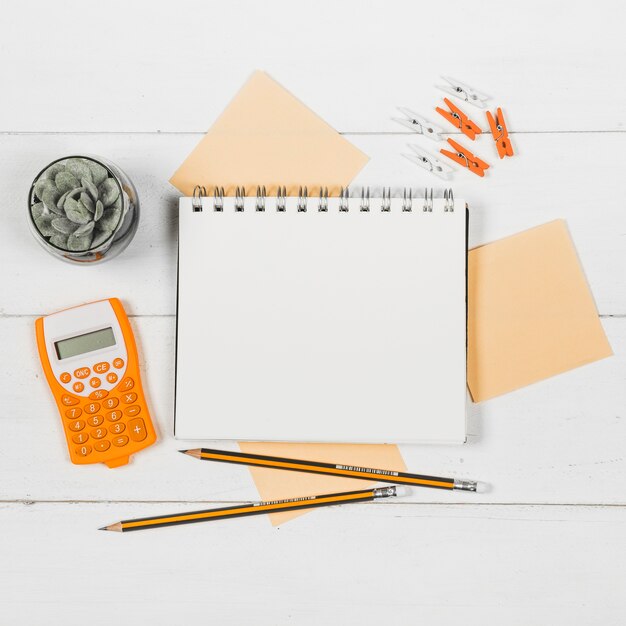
[34,214,55,237]
[94,200,104,221]
[49,233,69,249]
[65,158,93,182]
[31,202,46,220]
[86,160,108,186]
[42,188,65,215]
[33,178,57,201]
[64,197,92,224]
[39,162,65,181]
[73,221,95,237]
[52,217,80,235]
[91,226,113,248]
[55,171,81,194]
[97,206,121,231]
[67,231,93,252]
[79,192,95,213]
[98,178,120,206]
[82,178,99,202]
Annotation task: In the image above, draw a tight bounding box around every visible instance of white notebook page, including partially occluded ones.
[176,195,467,443]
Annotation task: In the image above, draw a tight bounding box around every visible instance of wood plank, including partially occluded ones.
[1,0,625,132]
[3,315,622,504]
[2,131,626,316]
[0,502,624,624]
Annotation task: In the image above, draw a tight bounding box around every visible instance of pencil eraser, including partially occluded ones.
[393,486,411,498]
[474,481,490,494]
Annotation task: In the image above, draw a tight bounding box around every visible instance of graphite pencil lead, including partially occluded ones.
[181,449,202,458]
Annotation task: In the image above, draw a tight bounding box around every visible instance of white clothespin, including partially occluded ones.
[392,108,444,142]
[402,144,454,180]
[436,76,489,109]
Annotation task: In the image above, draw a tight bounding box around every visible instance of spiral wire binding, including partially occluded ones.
[256,186,266,211]
[191,186,456,213]
[297,186,308,212]
[213,186,224,212]
[444,188,455,212]
[318,187,329,212]
[192,185,206,212]
[276,186,287,212]
[423,187,433,212]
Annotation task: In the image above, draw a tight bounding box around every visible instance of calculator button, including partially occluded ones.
[112,435,129,447]
[121,392,137,404]
[90,377,101,388]
[72,432,89,444]
[106,410,123,422]
[106,372,118,384]
[94,440,111,452]
[60,372,71,383]
[65,407,82,419]
[74,367,90,379]
[89,389,108,400]
[128,418,147,442]
[61,394,80,406]
[110,422,126,435]
[68,419,86,432]
[113,358,124,369]
[90,427,107,439]
[75,445,92,457]
[103,397,119,409]
[84,402,100,414]
[124,405,141,417]
[93,362,110,374]
[87,414,104,427]
[72,381,85,393]
[117,377,134,392]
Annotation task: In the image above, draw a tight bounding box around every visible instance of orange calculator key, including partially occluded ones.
[65,407,82,419]
[117,377,134,391]
[103,397,119,409]
[122,392,137,404]
[84,402,100,414]
[89,389,108,400]
[87,415,104,427]
[113,358,124,369]
[110,422,126,434]
[94,440,111,452]
[125,405,141,417]
[61,394,79,406]
[90,427,107,439]
[106,372,118,384]
[68,419,86,432]
[128,418,147,442]
[93,361,109,374]
[106,410,123,422]
[75,445,92,457]
[90,377,101,388]
[73,381,84,393]
[74,367,90,379]
[72,432,89,444]
[60,372,71,383]
[112,435,129,447]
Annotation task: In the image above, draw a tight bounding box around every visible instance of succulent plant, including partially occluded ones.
[30,157,125,252]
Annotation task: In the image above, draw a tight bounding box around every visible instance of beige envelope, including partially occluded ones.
[170,70,369,196]
[467,220,612,402]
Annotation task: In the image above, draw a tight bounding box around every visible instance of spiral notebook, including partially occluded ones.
[175,188,468,443]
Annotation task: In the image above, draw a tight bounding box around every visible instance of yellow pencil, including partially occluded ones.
[181,447,478,491]
[100,486,402,532]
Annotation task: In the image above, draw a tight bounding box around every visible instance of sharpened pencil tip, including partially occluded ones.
[98,526,108,530]
[178,449,188,454]
[181,448,202,459]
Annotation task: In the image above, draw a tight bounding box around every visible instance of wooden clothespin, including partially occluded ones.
[436,98,482,140]
[436,77,489,109]
[486,107,514,158]
[440,138,490,177]
[392,108,445,142]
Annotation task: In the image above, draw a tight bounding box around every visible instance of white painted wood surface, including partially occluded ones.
[1,1,625,624]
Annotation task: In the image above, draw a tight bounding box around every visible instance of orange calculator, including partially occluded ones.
[35,298,157,468]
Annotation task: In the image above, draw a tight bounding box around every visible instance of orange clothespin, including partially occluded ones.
[440,138,490,177]
[436,98,482,140]
[486,107,514,158]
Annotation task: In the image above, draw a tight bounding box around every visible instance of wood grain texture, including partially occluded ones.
[2,0,626,623]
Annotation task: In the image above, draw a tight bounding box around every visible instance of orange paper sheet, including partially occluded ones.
[467,220,612,402]
[239,442,406,526]
[169,71,369,196]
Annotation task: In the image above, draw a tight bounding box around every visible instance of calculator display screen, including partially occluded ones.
[54,327,116,360]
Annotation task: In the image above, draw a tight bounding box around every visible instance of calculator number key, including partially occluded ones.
[87,415,104,427]
[72,432,89,444]
[90,427,107,439]
[75,445,92,457]
[84,402,100,414]
[110,422,126,435]
[68,420,86,432]
[103,397,119,409]
[65,407,82,419]
[106,410,123,422]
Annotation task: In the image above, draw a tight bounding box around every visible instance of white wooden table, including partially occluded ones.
[2,1,625,623]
